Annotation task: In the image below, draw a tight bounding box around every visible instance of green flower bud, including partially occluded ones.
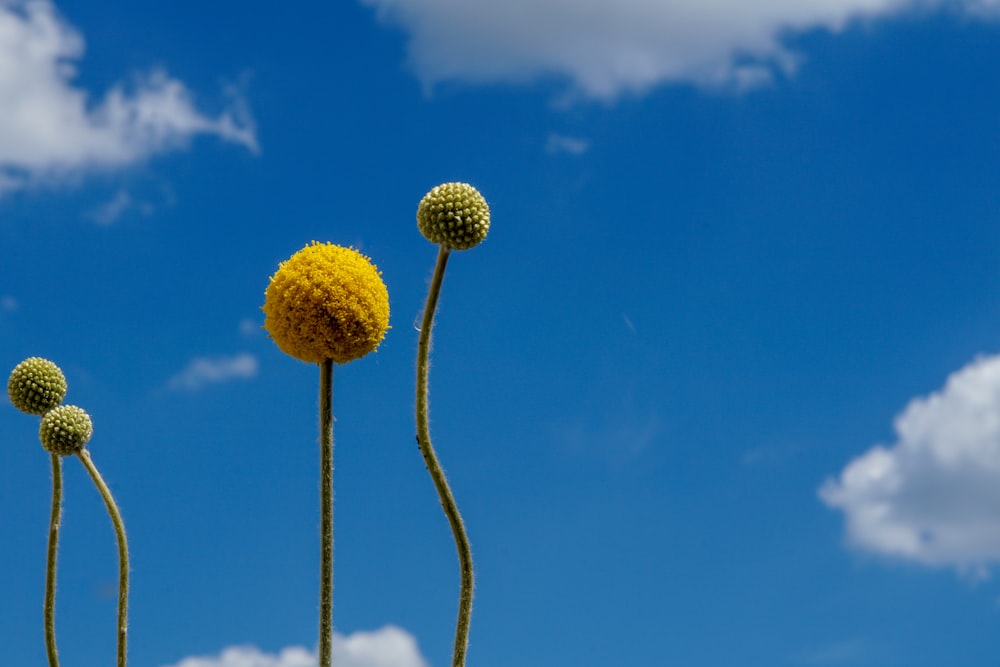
[8,357,67,415]
[39,405,93,456]
[417,182,490,250]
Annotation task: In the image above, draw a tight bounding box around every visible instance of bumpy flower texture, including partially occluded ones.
[40,405,93,456]
[8,357,67,415]
[263,242,390,364]
[417,182,490,250]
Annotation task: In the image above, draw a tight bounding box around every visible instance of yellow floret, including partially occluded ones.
[263,242,390,364]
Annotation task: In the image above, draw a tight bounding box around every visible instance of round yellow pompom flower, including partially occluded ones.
[263,242,390,364]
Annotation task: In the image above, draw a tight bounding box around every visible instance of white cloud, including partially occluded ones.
[790,638,884,665]
[1,295,16,312]
[87,189,155,225]
[741,443,803,466]
[555,411,660,463]
[0,0,256,193]
[360,0,1000,99]
[162,626,429,667]
[820,353,1000,572]
[545,133,589,156]
[239,317,261,337]
[167,353,259,392]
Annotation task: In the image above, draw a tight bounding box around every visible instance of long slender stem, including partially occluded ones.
[416,246,475,667]
[319,359,334,667]
[45,453,63,667]
[75,449,129,667]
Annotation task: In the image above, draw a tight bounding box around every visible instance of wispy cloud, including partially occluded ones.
[554,410,661,464]
[239,318,262,338]
[1,295,17,312]
[88,189,154,225]
[361,0,999,99]
[790,638,885,666]
[545,133,589,156]
[821,353,1000,573]
[162,626,429,667]
[741,443,804,467]
[167,353,258,392]
[0,0,257,195]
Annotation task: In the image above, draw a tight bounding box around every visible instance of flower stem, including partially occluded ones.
[319,359,334,667]
[75,449,129,667]
[45,453,62,667]
[416,246,475,667]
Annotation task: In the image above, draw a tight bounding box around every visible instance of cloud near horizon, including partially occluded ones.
[821,353,1000,573]
[0,0,257,194]
[167,353,259,392]
[162,626,429,667]
[360,0,1000,99]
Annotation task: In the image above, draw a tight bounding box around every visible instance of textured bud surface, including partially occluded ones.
[8,357,67,415]
[263,242,390,364]
[417,182,490,250]
[40,405,93,455]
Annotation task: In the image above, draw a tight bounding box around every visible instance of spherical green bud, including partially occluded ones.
[416,182,490,250]
[39,405,93,456]
[8,357,67,415]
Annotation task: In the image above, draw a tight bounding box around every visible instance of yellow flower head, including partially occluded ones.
[8,357,67,415]
[40,405,93,455]
[417,182,490,250]
[263,242,390,364]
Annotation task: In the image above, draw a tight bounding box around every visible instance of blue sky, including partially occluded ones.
[2,0,1000,665]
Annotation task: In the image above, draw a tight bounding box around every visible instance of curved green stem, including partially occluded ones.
[416,246,475,667]
[45,453,63,667]
[75,449,129,667]
[319,359,334,667]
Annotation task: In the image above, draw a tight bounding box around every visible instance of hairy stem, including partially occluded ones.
[416,246,475,667]
[45,453,62,667]
[76,449,129,667]
[319,359,334,667]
